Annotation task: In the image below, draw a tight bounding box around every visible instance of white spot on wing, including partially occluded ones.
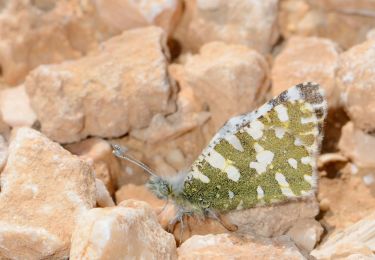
[245,120,264,140]
[286,87,301,100]
[301,156,312,165]
[236,200,244,210]
[274,127,286,139]
[254,143,264,153]
[224,134,244,152]
[304,174,313,185]
[275,105,289,122]
[206,149,226,169]
[250,150,274,174]
[275,172,295,197]
[226,165,240,182]
[257,186,265,200]
[288,158,298,169]
[301,116,316,124]
[294,138,303,146]
[228,191,234,199]
[191,168,210,183]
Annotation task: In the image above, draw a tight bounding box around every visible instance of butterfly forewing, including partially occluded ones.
[182,82,327,213]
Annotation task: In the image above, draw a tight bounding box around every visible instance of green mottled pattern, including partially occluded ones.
[182,100,318,213]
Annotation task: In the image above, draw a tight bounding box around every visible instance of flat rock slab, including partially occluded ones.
[0,127,96,259]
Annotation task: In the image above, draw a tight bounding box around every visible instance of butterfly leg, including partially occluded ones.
[205,208,238,232]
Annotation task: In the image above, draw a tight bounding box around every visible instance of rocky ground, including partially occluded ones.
[0,0,375,259]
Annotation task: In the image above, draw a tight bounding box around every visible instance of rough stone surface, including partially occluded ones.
[171,42,269,132]
[95,178,115,208]
[0,0,181,85]
[367,28,375,40]
[311,212,375,260]
[174,0,279,54]
[115,184,165,209]
[25,26,175,143]
[0,135,7,171]
[272,36,340,107]
[0,127,96,259]
[338,122,375,168]
[286,218,324,252]
[93,0,182,35]
[0,85,37,127]
[337,40,375,131]
[319,173,375,232]
[70,200,177,260]
[178,233,305,260]
[279,0,375,50]
[225,197,320,238]
[66,138,122,194]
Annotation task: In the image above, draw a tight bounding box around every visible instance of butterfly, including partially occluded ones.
[113,82,327,231]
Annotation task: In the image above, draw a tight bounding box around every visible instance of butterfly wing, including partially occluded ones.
[182,82,327,213]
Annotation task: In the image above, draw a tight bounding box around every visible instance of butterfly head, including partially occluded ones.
[146,175,172,200]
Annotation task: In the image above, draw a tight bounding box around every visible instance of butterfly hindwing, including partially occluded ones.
[182,82,327,213]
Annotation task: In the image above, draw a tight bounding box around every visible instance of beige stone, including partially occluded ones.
[319,173,375,232]
[70,200,177,260]
[95,178,115,208]
[338,122,375,168]
[367,28,375,40]
[172,42,269,132]
[286,218,324,252]
[178,233,305,259]
[66,138,122,194]
[115,184,165,209]
[0,135,7,171]
[26,26,175,143]
[0,0,182,85]
[0,85,37,127]
[279,0,375,50]
[226,197,320,238]
[311,212,375,260]
[0,127,96,259]
[337,40,375,131]
[93,0,182,35]
[272,36,340,107]
[174,0,279,54]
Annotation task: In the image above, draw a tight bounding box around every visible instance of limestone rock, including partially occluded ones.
[0,135,7,171]
[0,127,96,259]
[225,197,320,238]
[171,42,269,132]
[272,36,340,107]
[0,0,181,85]
[338,122,375,168]
[319,173,375,232]
[0,85,37,127]
[337,40,375,132]
[367,28,375,40]
[286,218,324,252]
[178,233,306,259]
[115,184,165,209]
[93,0,182,35]
[95,178,115,208]
[279,0,375,50]
[66,138,122,194]
[174,0,279,54]
[311,212,375,260]
[25,26,175,143]
[70,200,177,259]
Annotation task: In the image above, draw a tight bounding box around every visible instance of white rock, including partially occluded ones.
[0,85,37,127]
[70,200,177,259]
[0,127,96,259]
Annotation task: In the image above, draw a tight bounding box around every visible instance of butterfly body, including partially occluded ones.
[114,82,327,224]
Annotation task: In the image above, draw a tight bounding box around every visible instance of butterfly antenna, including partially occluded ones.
[112,144,158,177]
